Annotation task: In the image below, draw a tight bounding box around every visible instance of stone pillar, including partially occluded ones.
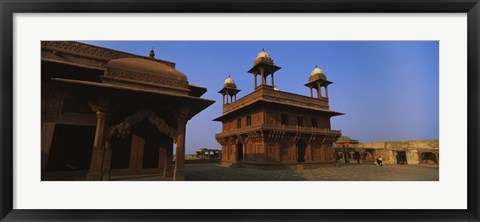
[129,133,145,170]
[222,94,225,105]
[164,140,174,178]
[271,74,275,87]
[87,111,108,181]
[174,117,187,181]
[435,152,439,164]
[418,151,423,164]
[101,141,112,180]
[325,86,329,98]
[317,82,321,98]
[310,143,314,161]
[158,140,167,176]
[41,122,56,174]
[254,73,257,88]
[309,87,313,98]
[260,68,266,85]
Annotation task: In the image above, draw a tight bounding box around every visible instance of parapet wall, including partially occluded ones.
[338,139,439,167]
[355,139,439,150]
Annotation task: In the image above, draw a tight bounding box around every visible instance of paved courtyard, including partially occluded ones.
[114,163,438,181]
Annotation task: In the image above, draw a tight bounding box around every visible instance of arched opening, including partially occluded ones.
[321,86,327,98]
[354,151,361,163]
[420,152,437,164]
[396,151,408,165]
[364,151,374,164]
[140,122,162,169]
[237,142,243,161]
[296,140,307,162]
[110,134,132,169]
[108,109,176,172]
[255,74,260,88]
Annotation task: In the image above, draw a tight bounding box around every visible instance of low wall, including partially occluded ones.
[352,139,439,167]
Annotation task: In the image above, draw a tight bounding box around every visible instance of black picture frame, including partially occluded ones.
[1,0,479,221]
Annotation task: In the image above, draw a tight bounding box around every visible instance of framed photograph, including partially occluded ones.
[1,0,479,221]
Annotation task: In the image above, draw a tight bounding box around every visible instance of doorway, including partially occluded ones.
[396,151,408,165]
[237,143,243,161]
[420,152,437,164]
[296,140,306,162]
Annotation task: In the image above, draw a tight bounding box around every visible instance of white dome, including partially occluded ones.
[256,48,271,59]
[310,65,324,76]
[224,75,235,85]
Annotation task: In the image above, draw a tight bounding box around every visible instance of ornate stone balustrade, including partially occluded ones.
[215,123,341,138]
[223,86,330,114]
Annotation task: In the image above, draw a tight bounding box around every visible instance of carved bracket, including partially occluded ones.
[266,130,284,142]
[108,109,178,141]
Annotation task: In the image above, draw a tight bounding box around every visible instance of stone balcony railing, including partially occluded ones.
[216,123,341,138]
[223,85,330,114]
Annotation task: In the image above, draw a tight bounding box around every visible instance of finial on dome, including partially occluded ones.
[262,48,265,51]
[310,65,325,77]
[224,75,237,89]
[149,48,155,59]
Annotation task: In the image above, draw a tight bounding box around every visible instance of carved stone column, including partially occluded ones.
[101,141,112,180]
[158,139,167,175]
[129,133,145,170]
[164,141,174,178]
[317,82,321,98]
[41,123,56,175]
[173,108,189,181]
[260,67,266,85]
[87,110,108,181]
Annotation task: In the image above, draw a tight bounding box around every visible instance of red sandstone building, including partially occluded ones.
[214,49,343,169]
[41,41,214,181]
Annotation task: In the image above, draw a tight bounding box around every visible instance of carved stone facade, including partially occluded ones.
[334,139,439,167]
[41,41,214,181]
[214,49,343,169]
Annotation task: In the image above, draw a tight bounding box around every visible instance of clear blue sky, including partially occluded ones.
[82,41,439,154]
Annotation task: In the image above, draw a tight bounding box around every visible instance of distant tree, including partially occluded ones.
[338,135,352,141]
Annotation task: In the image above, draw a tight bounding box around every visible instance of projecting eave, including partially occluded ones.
[304,79,333,87]
[247,63,281,74]
[218,87,241,94]
[188,84,208,97]
[52,78,215,118]
[213,99,344,122]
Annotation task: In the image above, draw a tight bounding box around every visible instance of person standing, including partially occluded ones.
[378,155,383,166]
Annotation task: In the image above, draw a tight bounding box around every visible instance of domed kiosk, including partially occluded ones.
[219,75,241,104]
[41,41,214,181]
[305,65,333,99]
[248,48,281,88]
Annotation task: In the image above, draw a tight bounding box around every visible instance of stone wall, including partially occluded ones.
[350,140,439,166]
[356,140,439,150]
